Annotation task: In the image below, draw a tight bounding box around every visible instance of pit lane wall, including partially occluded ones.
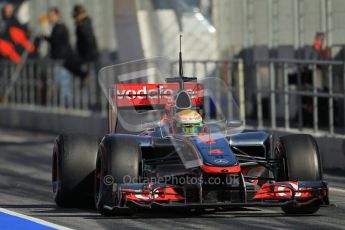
[0,106,107,137]
[0,106,344,172]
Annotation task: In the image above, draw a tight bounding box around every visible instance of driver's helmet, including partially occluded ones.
[175,109,203,135]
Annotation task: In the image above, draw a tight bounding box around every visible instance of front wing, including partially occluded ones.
[107,180,329,210]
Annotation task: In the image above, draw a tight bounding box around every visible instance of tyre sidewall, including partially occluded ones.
[53,134,98,207]
[95,136,141,213]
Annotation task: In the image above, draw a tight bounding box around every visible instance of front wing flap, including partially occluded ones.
[113,180,329,209]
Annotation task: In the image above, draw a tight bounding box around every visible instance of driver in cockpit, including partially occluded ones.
[173,109,203,135]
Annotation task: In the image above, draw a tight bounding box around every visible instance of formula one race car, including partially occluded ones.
[52,54,329,216]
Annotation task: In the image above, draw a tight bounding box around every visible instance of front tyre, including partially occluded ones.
[275,134,322,214]
[52,134,98,208]
[95,136,141,216]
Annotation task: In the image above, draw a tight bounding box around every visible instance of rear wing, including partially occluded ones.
[113,83,203,108]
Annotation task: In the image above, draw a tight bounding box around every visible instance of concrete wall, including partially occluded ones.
[0,107,107,137]
[113,0,145,62]
[137,10,219,61]
[317,137,345,171]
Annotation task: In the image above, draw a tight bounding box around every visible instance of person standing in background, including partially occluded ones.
[311,32,330,60]
[72,5,98,64]
[44,8,73,62]
[72,4,98,109]
[0,3,34,63]
[16,0,30,30]
[43,7,73,106]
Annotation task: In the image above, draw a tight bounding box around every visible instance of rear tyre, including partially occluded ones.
[275,134,322,214]
[95,136,141,216]
[52,134,98,208]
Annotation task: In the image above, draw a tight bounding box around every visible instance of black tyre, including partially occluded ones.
[95,136,141,216]
[52,134,98,208]
[275,134,322,214]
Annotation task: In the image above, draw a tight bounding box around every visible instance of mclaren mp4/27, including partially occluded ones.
[52,57,328,216]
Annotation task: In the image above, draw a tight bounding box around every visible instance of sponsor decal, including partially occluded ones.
[209,149,224,154]
[198,135,216,144]
[114,83,203,107]
[277,182,302,198]
[214,159,229,164]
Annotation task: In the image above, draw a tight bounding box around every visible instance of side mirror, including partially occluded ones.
[227,120,243,128]
[175,91,192,109]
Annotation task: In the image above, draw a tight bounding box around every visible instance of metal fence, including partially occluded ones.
[1,58,345,138]
[252,59,345,137]
[171,59,246,124]
[0,59,106,115]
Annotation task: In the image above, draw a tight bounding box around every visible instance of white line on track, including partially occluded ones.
[0,134,31,143]
[0,208,73,230]
[329,187,345,194]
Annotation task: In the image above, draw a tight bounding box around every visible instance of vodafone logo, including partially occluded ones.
[114,83,202,107]
[117,86,175,100]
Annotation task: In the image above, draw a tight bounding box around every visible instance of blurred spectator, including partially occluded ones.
[0,3,34,63]
[311,32,330,60]
[37,15,50,58]
[44,7,89,75]
[16,0,30,29]
[72,4,99,109]
[43,7,73,105]
[2,3,20,30]
[44,8,73,61]
[72,5,98,63]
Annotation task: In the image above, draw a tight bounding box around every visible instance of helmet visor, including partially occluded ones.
[176,124,202,135]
